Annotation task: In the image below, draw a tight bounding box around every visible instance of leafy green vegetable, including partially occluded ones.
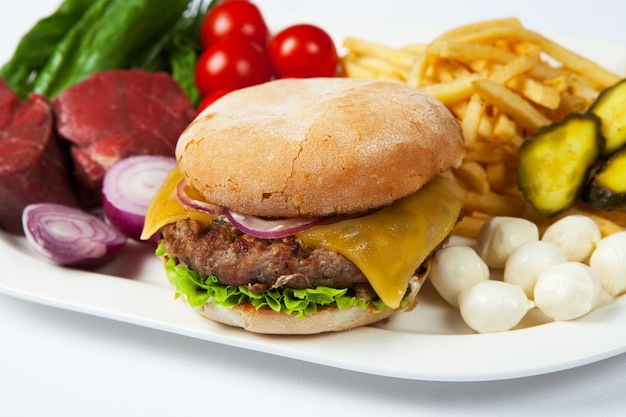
[134,0,217,107]
[0,0,93,98]
[2,0,216,104]
[33,0,192,98]
[157,242,386,320]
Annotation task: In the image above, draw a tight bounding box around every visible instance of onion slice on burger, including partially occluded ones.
[225,209,322,239]
[176,179,224,216]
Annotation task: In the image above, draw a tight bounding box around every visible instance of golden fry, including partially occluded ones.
[492,113,518,142]
[513,76,561,109]
[485,162,510,191]
[347,54,408,80]
[460,93,485,149]
[342,37,417,69]
[429,39,515,64]
[518,28,621,88]
[437,17,523,42]
[488,50,540,84]
[453,161,490,194]
[341,56,380,79]
[420,74,480,104]
[406,51,430,88]
[454,215,487,239]
[472,79,552,133]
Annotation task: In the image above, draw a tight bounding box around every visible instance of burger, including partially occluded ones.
[141,77,465,334]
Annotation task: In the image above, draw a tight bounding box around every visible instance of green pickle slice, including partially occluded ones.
[588,79,626,156]
[586,147,626,211]
[517,113,603,217]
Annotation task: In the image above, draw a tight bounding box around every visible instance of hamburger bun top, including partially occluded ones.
[176,77,464,218]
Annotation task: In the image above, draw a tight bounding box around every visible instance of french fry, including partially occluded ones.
[406,51,430,88]
[428,39,515,64]
[454,215,487,239]
[341,56,380,79]
[464,141,516,164]
[492,113,518,142]
[346,54,408,80]
[420,74,480,104]
[472,79,552,133]
[485,161,510,191]
[437,17,523,43]
[489,49,541,84]
[460,93,485,149]
[453,161,490,194]
[511,76,561,109]
[464,190,533,218]
[518,28,621,88]
[342,37,417,69]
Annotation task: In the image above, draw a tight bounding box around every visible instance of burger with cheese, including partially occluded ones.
[141,77,465,334]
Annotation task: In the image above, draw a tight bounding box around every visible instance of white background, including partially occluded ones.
[1,1,625,416]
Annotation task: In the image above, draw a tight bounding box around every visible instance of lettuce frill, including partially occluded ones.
[157,242,386,319]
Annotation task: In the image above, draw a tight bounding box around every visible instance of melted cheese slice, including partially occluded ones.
[297,176,464,308]
[141,168,215,240]
[142,169,464,308]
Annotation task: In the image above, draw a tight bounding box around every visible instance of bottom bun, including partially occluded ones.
[198,302,397,335]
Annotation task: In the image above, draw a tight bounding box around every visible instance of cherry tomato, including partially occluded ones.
[196,89,230,115]
[200,0,269,49]
[268,24,339,79]
[195,39,271,96]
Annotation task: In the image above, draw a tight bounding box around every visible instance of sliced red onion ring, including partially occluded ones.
[225,209,322,239]
[102,155,177,241]
[176,179,224,216]
[22,203,127,266]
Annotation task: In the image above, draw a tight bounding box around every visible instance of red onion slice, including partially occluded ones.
[225,209,322,239]
[22,203,127,266]
[176,179,224,216]
[102,155,177,241]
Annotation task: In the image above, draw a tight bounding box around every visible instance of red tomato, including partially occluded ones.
[200,0,269,49]
[195,39,271,96]
[196,89,230,115]
[268,24,339,79]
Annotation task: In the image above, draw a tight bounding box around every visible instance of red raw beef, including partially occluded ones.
[0,78,79,234]
[54,69,196,190]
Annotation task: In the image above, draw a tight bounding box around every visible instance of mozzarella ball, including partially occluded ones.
[534,262,601,321]
[458,281,534,333]
[541,215,601,262]
[503,241,567,299]
[589,231,626,296]
[476,216,539,268]
[429,245,490,308]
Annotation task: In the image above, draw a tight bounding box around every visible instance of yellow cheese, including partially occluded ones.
[142,169,464,308]
[140,168,215,240]
[297,176,464,308]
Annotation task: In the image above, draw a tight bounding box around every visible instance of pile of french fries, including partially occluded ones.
[341,17,625,238]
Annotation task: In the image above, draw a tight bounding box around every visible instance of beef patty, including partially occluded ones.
[160,217,378,299]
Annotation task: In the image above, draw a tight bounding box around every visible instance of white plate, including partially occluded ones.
[1,12,625,382]
[1,230,625,382]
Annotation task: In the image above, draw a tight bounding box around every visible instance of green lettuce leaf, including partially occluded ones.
[156,242,387,320]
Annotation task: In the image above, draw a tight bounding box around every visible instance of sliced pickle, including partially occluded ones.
[588,78,626,156]
[517,113,603,217]
[586,147,626,211]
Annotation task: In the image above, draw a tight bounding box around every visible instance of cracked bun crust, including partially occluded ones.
[176,77,464,218]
